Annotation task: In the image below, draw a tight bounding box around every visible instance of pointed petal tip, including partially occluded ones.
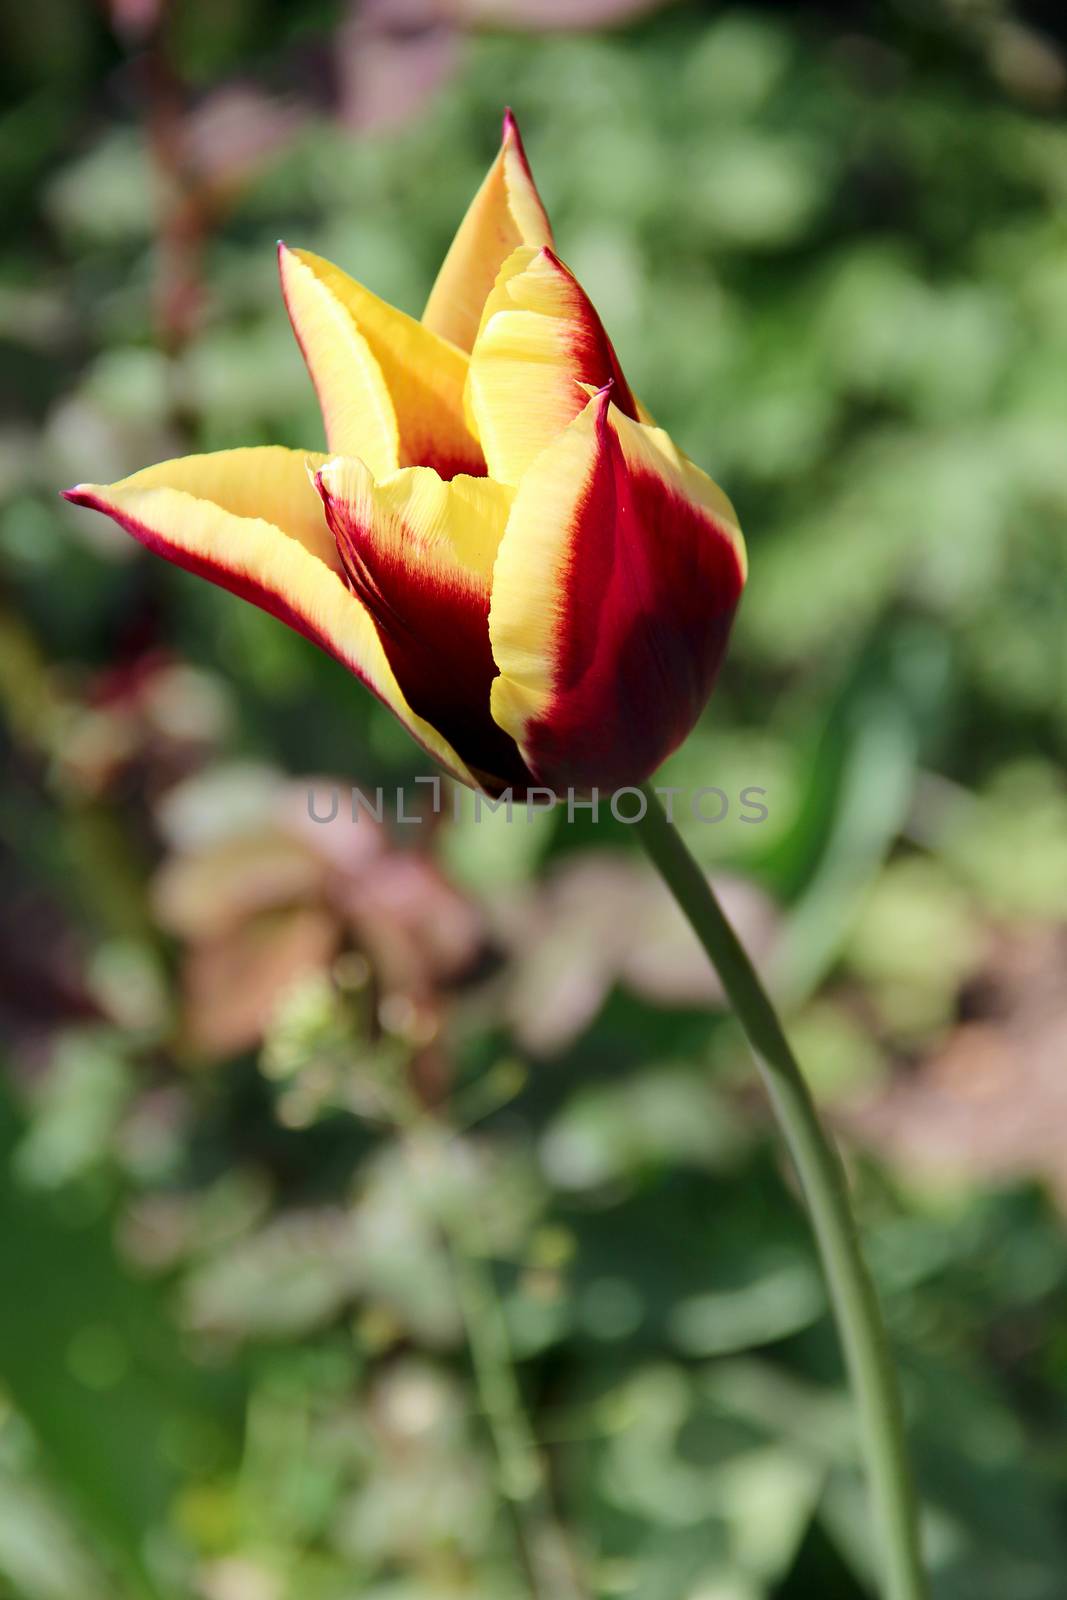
[423,102,551,351]
[277,240,308,276]
[315,452,352,485]
[314,455,372,512]
[501,106,532,161]
[310,462,330,504]
[312,458,337,494]
[61,484,96,507]
[590,380,614,424]
[591,384,614,442]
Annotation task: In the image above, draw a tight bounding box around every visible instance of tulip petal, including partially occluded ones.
[422,108,554,354]
[315,457,531,793]
[276,249,397,481]
[63,447,477,785]
[488,390,746,793]
[466,243,639,487]
[279,245,485,482]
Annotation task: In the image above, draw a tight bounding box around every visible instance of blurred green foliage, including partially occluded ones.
[2,1,1067,1598]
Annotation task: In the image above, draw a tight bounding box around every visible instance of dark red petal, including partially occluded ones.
[489,393,746,793]
[541,246,639,422]
[316,471,533,795]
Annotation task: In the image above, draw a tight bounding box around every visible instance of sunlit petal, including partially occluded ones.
[63,447,477,784]
[315,456,529,793]
[489,390,746,792]
[280,244,485,481]
[467,243,639,486]
[422,108,553,354]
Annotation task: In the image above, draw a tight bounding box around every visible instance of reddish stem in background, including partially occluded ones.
[123,1,208,441]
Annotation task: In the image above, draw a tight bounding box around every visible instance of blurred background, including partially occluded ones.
[3,0,1067,1595]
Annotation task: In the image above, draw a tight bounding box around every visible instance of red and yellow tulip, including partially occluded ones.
[64,111,746,798]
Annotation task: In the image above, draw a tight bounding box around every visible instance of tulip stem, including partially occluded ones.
[399,1114,585,1600]
[634,784,928,1600]
[440,1194,586,1600]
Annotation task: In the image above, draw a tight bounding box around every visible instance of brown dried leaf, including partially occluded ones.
[348,854,487,992]
[181,907,339,1059]
[503,852,779,1055]
[847,925,1067,1206]
[153,830,326,941]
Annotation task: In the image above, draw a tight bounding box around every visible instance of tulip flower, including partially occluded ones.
[64,110,745,798]
[62,117,929,1599]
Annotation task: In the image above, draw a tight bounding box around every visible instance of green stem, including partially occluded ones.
[402,1120,584,1600]
[634,785,928,1600]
